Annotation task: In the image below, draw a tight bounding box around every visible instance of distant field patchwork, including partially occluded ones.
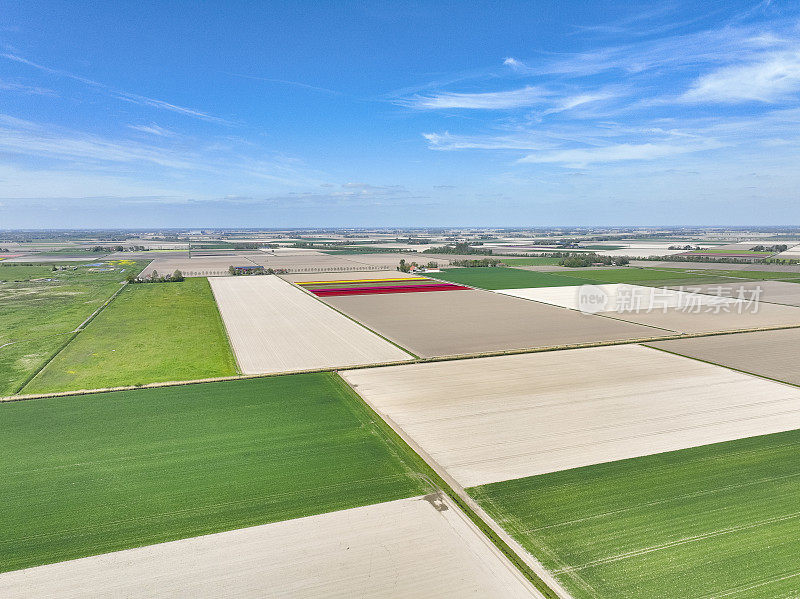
[470,430,800,599]
[297,276,469,296]
[0,373,429,573]
[430,267,604,289]
[23,277,237,393]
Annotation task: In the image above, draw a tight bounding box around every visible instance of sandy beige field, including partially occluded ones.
[341,344,800,487]
[139,255,257,277]
[323,289,662,357]
[646,328,800,386]
[209,276,411,374]
[0,496,539,599]
[496,283,735,312]
[667,279,800,307]
[608,301,800,333]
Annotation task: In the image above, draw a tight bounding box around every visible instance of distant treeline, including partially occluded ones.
[559,253,629,267]
[128,269,184,283]
[422,242,493,255]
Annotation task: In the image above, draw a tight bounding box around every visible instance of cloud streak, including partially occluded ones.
[1,53,231,124]
[681,51,800,103]
[404,85,550,109]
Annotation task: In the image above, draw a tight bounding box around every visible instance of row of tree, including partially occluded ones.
[422,242,492,255]
[127,270,184,283]
[559,253,629,267]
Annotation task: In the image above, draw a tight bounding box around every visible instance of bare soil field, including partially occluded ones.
[496,283,735,312]
[341,344,800,487]
[139,255,257,277]
[246,253,372,271]
[608,301,800,333]
[667,279,800,306]
[323,289,662,357]
[0,495,538,599]
[209,276,411,373]
[646,328,800,386]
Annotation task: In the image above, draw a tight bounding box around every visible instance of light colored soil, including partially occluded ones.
[0,496,539,599]
[209,276,410,374]
[607,301,800,333]
[341,344,800,487]
[139,255,257,277]
[667,279,800,307]
[322,289,662,357]
[496,283,735,312]
[646,328,800,386]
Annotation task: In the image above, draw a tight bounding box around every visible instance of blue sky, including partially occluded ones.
[1,1,799,228]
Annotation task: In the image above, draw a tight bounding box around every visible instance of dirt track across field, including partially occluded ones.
[0,496,541,598]
[341,344,800,487]
[209,276,411,374]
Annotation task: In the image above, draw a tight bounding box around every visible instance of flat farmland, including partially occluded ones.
[209,276,411,373]
[470,430,800,598]
[608,301,800,333]
[323,289,661,357]
[23,278,237,393]
[667,279,800,307]
[0,261,148,395]
[0,495,538,598]
[496,283,735,312]
[283,269,420,283]
[0,374,429,572]
[430,267,604,289]
[139,255,256,277]
[646,328,800,386]
[340,344,800,487]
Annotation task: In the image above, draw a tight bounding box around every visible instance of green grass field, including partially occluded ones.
[657,267,800,282]
[24,278,237,393]
[431,267,605,289]
[501,257,564,266]
[0,261,149,395]
[470,430,800,598]
[0,373,429,572]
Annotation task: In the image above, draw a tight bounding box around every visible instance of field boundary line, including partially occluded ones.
[642,343,800,391]
[13,281,130,394]
[337,374,566,599]
[7,322,800,402]
[286,275,421,359]
[207,276,244,375]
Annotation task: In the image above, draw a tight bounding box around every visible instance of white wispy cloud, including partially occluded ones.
[127,123,174,136]
[0,114,320,188]
[0,79,56,95]
[681,51,800,103]
[502,57,529,71]
[404,85,550,109]
[517,140,726,166]
[1,53,231,124]
[423,131,555,151]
